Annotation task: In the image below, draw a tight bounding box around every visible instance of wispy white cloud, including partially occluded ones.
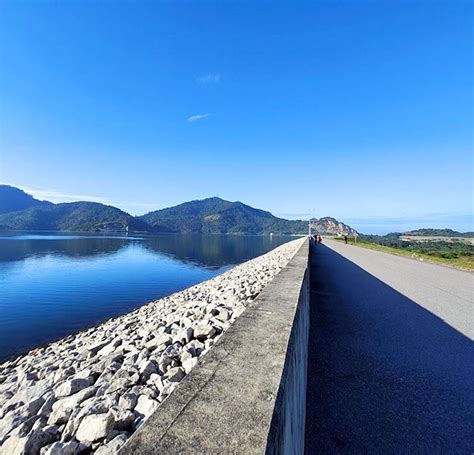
[197,73,221,84]
[188,113,211,123]
[3,183,112,204]
[30,189,111,204]
[3,182,165,215]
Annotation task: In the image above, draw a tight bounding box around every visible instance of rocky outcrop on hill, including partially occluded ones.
[0,238,304,454]
[310,217,358,236]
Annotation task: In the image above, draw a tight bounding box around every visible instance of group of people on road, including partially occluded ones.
[311,234,350,244]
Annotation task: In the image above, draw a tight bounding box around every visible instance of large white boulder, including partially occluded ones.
[55,378,92,398]
[75,412,114,442]
[134,395,158,419]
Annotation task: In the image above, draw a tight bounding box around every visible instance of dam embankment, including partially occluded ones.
[121,237,310,454]
[0,238,307,455]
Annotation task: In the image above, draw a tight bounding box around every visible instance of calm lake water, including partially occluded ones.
[0,233,294,362]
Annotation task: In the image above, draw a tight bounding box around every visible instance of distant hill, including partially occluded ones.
[0,201,151,233]
[404,228,474,238]
[139,197,357,235]
[0,186,358,235]
[0,185,51,214]
[140,197,302,234]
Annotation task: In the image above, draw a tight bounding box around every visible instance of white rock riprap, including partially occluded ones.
[0,238,304,454]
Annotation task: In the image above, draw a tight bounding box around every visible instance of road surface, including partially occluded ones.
[305,240,474,454]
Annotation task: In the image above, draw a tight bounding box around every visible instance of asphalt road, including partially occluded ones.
[305,240,474,454]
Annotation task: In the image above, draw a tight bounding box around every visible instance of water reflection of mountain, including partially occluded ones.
[0,234,294,269]
[142,234,293,269]
[0,237,129,262]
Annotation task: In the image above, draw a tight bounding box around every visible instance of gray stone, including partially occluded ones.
[47,386,97,425]
[38,395,56,418]
[95,383,110,397]
[21,396,45,416]
[158,381,178,400]
[91,353,124,374]
[110,367,135,382]
[85,340,110,355]
[80,400,109,420]
[144,334,172,351]
[118,393,137,411]
[95,434,128,454]
[73,369,93,380]
[157,353,172,373]
[173,327,194,345]
[165,367,185,383]
[54,367,75,384]
[122,352,139,367]
[3,380,51,411]
[0,420,56,455]
[180,349,194,363]
[161,343,181,364]
[112,410,134,431]
[55,378,92,397]
[97,338,122,357]
[181,357,198,374]
[75,412,115,442]
[0,391,14,412]
[216,308,232,322]
[138,360,156,382]
[147,374,164,392]
[187,340,205,356]
[108,373,139,393]
[134,395,158,419]
[61,399,109,441]
[59,407,81,442]
[0,411,26,443]
[40,440,86,455]
[17,370,38,384]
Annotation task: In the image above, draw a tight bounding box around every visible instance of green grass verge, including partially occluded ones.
[332,237,474,272]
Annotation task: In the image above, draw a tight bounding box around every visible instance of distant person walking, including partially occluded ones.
[344,235,348,244]
[318,235,322,244]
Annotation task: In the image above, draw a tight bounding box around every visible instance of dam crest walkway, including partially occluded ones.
[305,240,473,454]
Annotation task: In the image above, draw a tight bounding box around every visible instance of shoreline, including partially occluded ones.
[0,237,305,454]
[0,230,307,237]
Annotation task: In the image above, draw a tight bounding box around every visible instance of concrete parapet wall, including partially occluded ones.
[266,261,309,455]
[121,239,310,454]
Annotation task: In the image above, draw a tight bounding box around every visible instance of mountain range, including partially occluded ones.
[0,185,357,236]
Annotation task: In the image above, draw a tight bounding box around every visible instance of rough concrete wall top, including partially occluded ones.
[120,239,309,455]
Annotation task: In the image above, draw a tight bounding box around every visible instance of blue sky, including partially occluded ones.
[0,0,472,233]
